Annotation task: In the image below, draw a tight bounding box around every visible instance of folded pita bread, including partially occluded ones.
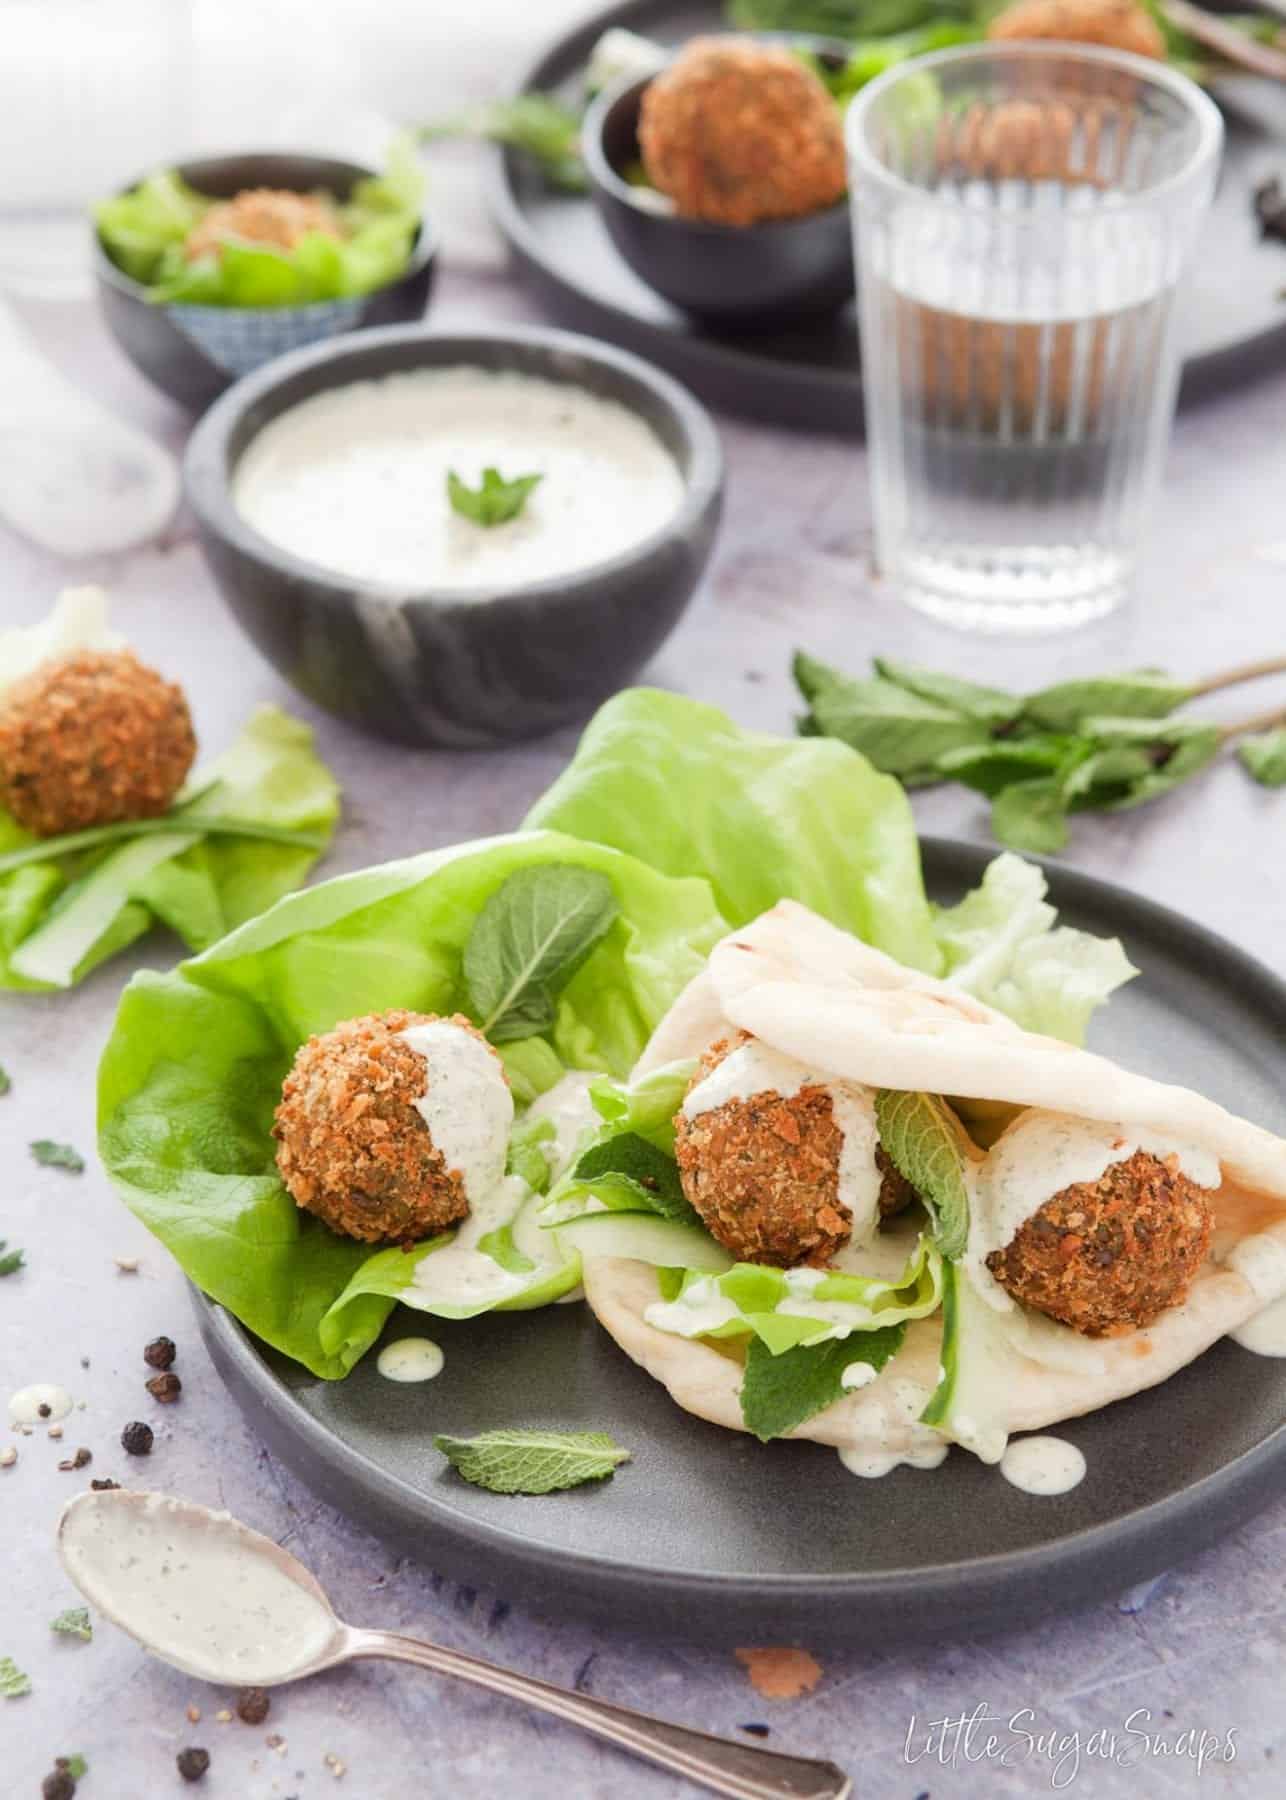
[583,901,1286,1467]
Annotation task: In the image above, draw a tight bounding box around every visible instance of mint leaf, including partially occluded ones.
[51,1607,92,1642]
[1023,670,1193,731]
[464,865,619,1043]
[0,1063,9,1095]
[30,1140,84,1173]
[1072,717,1221,811]
[63,1756,89,1780]
[793,651,988,776]
[0,1241,23,1277]
[936,735,1078,798]
[1239,727,1286,787]
[0,1657,31,1698]
[875,1091,970,1259]
[505,1114,557,1193]
[572,1132,700,1225]
[990,778,1069,855]
[447,466,543,528]
[739,1324,905,1441]
[873,659,1021,726]
[433,1427,630,1494]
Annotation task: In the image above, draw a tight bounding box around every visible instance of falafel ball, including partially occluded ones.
[986,1148,1213,1335]
[0,647,196,838]
[184,188,342,262]
[987,0,1166,60]
[673,1033,915,1269]
[638,37,847,228]
[274,1010,512,1245]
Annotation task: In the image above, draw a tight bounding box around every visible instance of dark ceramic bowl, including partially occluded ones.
[95,152,437,414]
[184,325,724,747]
[583,68,855,329]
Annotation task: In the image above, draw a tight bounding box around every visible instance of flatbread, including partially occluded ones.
[585,901,1286,1463]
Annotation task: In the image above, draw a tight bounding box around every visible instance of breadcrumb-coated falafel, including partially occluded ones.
[987,0,1166,60]
[638,37,847,228]
[184,189,343,262]
[985,1149,1213,1335]
[0,647,196,838]
[673,1034,913,1269]
[274,1010,506,1245]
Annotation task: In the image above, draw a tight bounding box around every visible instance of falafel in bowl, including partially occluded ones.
[584,35,857,326]
[93,144,435,412]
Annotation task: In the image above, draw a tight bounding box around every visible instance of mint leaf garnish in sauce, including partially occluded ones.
[433,1427,631,1494]
[463,865,619,1043]
[446,466,543,528]
[0,1656,31,1698]
[0,1241,23,1277]
[571,1132,701,1226]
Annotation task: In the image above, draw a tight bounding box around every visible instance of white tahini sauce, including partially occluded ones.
[410,1173,540,1307]
[398,1020,513,1206]
[524,1071,600,1184]
[682,1038,884,1246]
[644,1274,740,1339]
[999,1435,1087,1496]
[967,1110,1221,1310]
[1232,1294,1286,1357]
[232,367,686,593]
[59,1494,336,1684]
[838,1378,950,1478]
[9,1383,73,1425]
[1224,1232,1286,1306]
[376,1337,444,1383]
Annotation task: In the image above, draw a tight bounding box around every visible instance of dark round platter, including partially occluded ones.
[194,839,1286,1644]
[488,0,1286,433]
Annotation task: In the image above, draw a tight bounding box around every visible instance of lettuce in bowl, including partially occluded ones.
[94,137,425,308]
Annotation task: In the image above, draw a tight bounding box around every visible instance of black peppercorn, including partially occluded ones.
[146,1372,182,1404]
[90,1477,120,1491]
[176,1746,210,1783]
[236,1687,270,1725]
[121,1420,153,1456]
[144,1336,177,1371]
[42,1769,76,1800]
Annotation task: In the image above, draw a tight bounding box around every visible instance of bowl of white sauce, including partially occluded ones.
[185,325,723,745]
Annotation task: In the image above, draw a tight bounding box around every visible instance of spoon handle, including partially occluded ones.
[344,1629,849,1800]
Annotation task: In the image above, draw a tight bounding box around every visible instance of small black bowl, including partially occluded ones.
[184,325,724,748]
[583,70,856,329]
[95,152,437,414]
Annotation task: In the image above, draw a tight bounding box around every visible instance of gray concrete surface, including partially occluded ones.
[3,264,1285,1800]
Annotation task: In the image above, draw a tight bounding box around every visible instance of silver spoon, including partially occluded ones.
[57,1490,849,1800]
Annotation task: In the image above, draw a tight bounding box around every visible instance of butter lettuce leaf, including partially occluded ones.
[95,137,424,307]
[98,832,725,1376]
[2,707,339,991]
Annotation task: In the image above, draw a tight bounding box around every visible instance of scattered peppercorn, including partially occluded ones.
[146,1372,182,1404]
[42,1767,76,1800]
[236,1687,270,1726]
[90,1477,120,1491]
[121,1421,154,1456]
[37,1402,51,1419]
[144,1336,177,1371]
[57,1448,92,1472]
[176,1747,210,1783]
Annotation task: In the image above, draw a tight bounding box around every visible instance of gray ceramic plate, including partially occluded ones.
[490,0,1286,432]
[195,839,1286,1643]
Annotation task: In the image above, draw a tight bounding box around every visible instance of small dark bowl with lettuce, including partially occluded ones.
[93,145,435,414]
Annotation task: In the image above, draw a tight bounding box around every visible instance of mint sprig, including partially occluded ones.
[875,1090,970,1260]
[434,1427,631,1494]
[447,466,543,528]
[795,649,1286,851]
[30,1140,84,1173]
[739,1324,905,1441]
[463,865,619,1043]
[571,1132,700,1226]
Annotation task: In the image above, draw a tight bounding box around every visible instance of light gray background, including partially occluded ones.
[4,158,1286,1800]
